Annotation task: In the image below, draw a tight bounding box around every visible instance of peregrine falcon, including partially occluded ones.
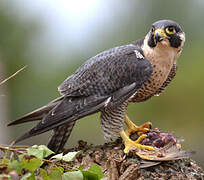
[8,20,185,154]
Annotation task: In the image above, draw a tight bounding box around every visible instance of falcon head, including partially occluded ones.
[147,20,185,49]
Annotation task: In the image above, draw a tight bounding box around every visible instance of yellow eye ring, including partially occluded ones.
[166,26,176,34]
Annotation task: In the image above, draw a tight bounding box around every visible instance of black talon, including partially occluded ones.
[149,123,153,130]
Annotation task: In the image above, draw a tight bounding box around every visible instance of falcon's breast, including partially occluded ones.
[130,37,181,103]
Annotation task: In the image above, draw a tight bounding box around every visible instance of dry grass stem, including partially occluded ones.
[0,65,27,86]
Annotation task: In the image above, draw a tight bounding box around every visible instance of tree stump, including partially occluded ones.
[64,139,204,180]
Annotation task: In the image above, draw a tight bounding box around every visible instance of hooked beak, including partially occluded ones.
[154,28,167,43]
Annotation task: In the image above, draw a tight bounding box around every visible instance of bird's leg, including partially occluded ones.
[120,114,154,153]
[120,130,154,153]
[125,114,152,136]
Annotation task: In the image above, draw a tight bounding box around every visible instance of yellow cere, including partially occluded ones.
[153,28,167,43]
[155,28,167,38]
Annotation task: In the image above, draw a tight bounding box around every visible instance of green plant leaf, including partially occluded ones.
[27,148,44,159]
[81,171,98,180]
[1,156,9,166]
[54,167,64,174]
[48,167,63,180]
[18,154,25,161]
[78,165,85,170]
[51,153,63,160]
[63,170,83,180]
[62,151,80,162]
[40,168,51,180]
[38,145,55,157]
[21,157,43,172]
[81,164,104,180]
[27,145,54,159]
[8,159,23,174]
[88,164,104,179]
[51,151,79,162]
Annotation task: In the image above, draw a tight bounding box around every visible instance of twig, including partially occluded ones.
[0,145,25,154]
[0,66,27,86]
[7,145,30,148]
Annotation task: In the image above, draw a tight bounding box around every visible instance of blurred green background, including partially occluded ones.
[0,0,204,168]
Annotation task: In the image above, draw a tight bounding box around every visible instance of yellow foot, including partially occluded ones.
[125,114,152,136]
[120,130,154,153]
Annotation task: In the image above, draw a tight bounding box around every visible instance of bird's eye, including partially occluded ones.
[166,26,176,34]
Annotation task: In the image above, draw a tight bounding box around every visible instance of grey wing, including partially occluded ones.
[14,44,153,146]
[154,63,177,96]
[58,44,152,97]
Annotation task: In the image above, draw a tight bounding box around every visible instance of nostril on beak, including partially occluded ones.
[155,33,163,42]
